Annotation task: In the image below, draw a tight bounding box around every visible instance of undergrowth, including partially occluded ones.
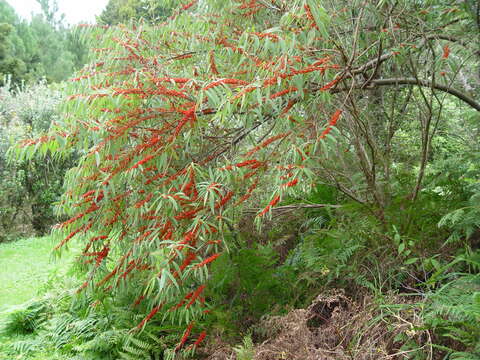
[1,179,479,359]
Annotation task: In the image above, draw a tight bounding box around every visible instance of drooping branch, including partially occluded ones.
[331,78,480,111]
[371,78,480,111]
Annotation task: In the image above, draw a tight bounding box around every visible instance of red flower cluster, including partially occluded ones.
[319,110,343,139]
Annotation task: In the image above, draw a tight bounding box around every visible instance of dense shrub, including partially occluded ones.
[0,81,73,240]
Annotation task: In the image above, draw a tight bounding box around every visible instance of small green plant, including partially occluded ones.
[233,335,255,360]
[206,245,297,335]
[2,299,50,335]
[422,255,480,356]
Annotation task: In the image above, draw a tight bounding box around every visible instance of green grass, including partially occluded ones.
[0,236,77,312]
[0,236,79,360]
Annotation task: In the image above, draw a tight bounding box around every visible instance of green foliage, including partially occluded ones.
[0,82,74,238]
[439,193,480,244]
[437,151,480,244]
[384,254,480,359]
[0,236,77,309]
[233,335,254,360]
[421,254,480,354]
[206,245,298,335]
[2,299,50,335]
[0,0,87,85]
[98,0,173,25]
[0,21,28,84]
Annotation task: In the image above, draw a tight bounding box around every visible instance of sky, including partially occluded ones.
[6,0,110,25]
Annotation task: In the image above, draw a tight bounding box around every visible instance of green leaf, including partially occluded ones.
[404,257,418,265]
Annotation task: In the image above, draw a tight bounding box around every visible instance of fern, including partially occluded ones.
[233,335,255,360]
[11,338,43,354]
[2,299,50,334]
[439,192,480,244]
[73,328,128,354]
[120,334,161,360]
[420,253,480,356]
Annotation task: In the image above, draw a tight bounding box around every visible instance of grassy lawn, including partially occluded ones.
[0,236,79,359]
[0,236,77,312]
[2,237,59,312]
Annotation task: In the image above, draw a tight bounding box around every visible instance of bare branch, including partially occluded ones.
[331,78,480,111]
[244,203,342,214]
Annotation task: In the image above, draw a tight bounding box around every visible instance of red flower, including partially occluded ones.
[194,331,207,347]
[204,78,249,90]
[182,0,197,11]
[319,110,343,139]
[195,254,221,268]
[176,322,194,351]
[282,178,298,188]
[131,154,155,170]
[442,45,450,59]
[136,304,162,329]
[258,195,280,216]
[269,87,298,100]
[185,285,206,309]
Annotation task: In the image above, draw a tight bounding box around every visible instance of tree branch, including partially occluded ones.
[332,78,480,111]
[244,203,341,214]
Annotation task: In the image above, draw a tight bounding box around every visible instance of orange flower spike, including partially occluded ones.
[244,132,291,157]
[204,78,249,90]
[269,194,281,207]
[131,154,155,170]
[152,77,191,84]
[185,285,206,308]
[282,178,298,188]
[136,304,162,329]
[319,77,342,91]
[179,252,197,272]
[220,164,234,171]
[281,99,297,115]
[329,109,343,126]
[232,86,257,101]
[176,322,194,351]
[215,191,234,209]
[304,4,319,29]
[269,87,298,100]
[236,159,260,168]
[319,110,343,139]
[82,189,96,198]
[194,331,207,347]
[195,253,221,268]
[258,195,280,217]
[182,0,197,11]
[54,226,85,250]
[442,45,450,59]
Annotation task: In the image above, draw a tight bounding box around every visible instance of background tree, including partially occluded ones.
[98,0,173,25]
[0,0,87,84]
[0,22,27,85]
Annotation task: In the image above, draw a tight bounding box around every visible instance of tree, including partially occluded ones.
[19,0,480,355]
[98,0,172,25]
[0,22,27,84]
[0,82,73,239]
[0,0,87,84]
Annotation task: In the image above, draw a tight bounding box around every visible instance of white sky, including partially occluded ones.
[6,0,109,25]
